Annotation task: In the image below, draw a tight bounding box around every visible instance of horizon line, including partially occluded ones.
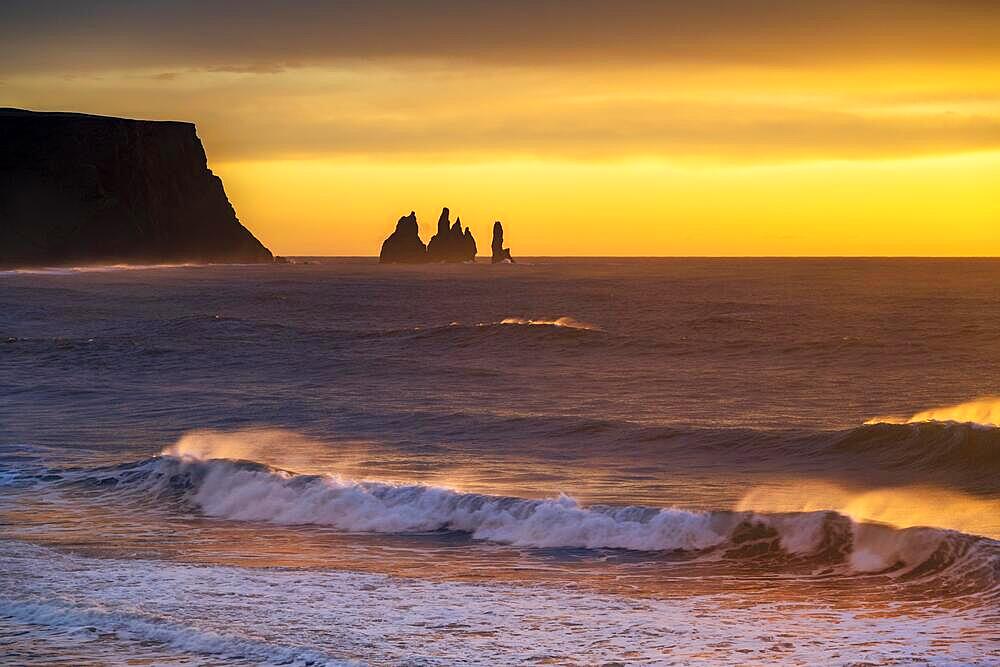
[282,255,1000,260]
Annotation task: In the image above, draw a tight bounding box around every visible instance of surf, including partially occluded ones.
[16,442,995,592]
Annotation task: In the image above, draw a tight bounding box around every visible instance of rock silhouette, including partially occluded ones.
[0,108,273,267]
[426,208,477,262]
[463,228,478,260]
[379,211,427,263]
[491,221,514,263]
[378,207,491,264]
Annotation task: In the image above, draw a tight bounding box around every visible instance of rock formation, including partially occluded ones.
[491,221,514,263]
[378,207,491,264]
[379,211,427,263]
[421,207,477,262]
[463,228,477,260]
[0,108,273,267]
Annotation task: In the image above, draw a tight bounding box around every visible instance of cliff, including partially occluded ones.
[0,108,273,267]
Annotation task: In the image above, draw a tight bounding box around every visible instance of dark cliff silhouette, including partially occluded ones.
[0,108,273,268]
[379,211,427,263]
[380,207,477,264]
[491,221,514,263]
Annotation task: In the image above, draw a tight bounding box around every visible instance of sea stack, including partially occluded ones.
[491,221,514,263]
[424,208,477,262]
[379,211,427,263]
[378,207,484,264]
[463,227,477,260]
[0,108,273,267]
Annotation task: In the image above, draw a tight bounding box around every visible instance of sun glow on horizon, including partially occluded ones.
[215,151,1000,256]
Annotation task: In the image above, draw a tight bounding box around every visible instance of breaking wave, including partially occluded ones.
[21,448,997,590]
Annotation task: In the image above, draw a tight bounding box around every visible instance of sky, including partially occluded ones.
[3,0,1000,256]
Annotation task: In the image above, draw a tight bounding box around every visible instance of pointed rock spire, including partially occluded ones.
[491,221,514,263]
[427,207,477,262]
[464,227,477,260]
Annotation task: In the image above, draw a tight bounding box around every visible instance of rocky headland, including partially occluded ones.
[0,108,273,267]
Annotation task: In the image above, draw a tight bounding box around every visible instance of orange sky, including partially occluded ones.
[3,1,1000,255]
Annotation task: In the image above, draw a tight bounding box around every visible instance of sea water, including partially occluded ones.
[1,258,998,665]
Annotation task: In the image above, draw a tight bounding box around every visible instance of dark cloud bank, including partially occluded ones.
[2,0,998,74]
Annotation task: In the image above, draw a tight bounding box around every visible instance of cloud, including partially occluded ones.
[2,0,998,75]
[6,62,1000,164]
[4,2,998,165]
[210,105,1000,163]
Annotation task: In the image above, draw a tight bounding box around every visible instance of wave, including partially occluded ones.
[344,316,603,341]
[867,396,1000,428]
[826,421,1000,480]
[495,317,600,331]
[0,262,207,276]
[342,317,606,347]
[737,481,1000,547]
[26,449,997,587]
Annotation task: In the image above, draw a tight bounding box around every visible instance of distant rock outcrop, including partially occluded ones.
[426,207,476,262]
[491,221,514,263]
[378,207,492,264]
[379,211,427,263]
[427,207,476,262]
[0,108,273,267]
[463,228,477,260]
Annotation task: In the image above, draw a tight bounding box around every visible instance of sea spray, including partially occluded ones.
[866,396,1000,428]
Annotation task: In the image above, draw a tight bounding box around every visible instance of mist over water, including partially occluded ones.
[2,258,1000,665]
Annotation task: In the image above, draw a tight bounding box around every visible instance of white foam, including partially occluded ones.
[0,599,349,666]
[1,541,992,666]
[145,447,975,571]
[174,459,730,551]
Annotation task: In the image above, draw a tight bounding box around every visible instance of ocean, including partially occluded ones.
[1,258,998,665]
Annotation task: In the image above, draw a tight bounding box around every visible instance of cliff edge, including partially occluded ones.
[0,108,273,267]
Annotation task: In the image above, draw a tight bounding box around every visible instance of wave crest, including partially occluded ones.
[867,396,1000,428]
[496,317,599,331]
[39,446,992,585]
[149,455,731,552]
